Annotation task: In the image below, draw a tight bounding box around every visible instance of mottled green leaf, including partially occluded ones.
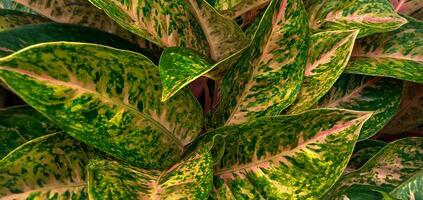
[324,137,423,199]
[381,82,423,134]
[0,105,60,158]
[391,0,423,20]
[285,30,359,114]
[346,139,387,173]
[305,0,407,37]
[345,16,423,83]
[328,184,400,200]
[88,146,213,200]
[200,109,371,199]
[390,170,423,200]
[212,0,270,19]
[88,0,209,54]
[0,0,35,13]
[0,42,203,170]
[0,9,49,31]
[0,23,158,61]
[208,0,309,128]
[0,133,92,199]
[317,74,402,140]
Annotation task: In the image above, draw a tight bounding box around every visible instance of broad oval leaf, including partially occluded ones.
[317,74,402,140]
[391,0,423,20]
[345,139,387,173]
[0,9,49,31]
[211,0,270,19]
[324,137,423,200]
[0,105,60,158]
[208,0,309,127]
[0,42,203,169]
[199,108,372,199]
[305,0,407,38]
[88,146,213,199]
[345,16,423,83]
[0,133,92,199]
[285,29,359,114]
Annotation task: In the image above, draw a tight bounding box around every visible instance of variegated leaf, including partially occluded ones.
[391,0,423,20]
[305,0,407,38]
[324,137,423,200]
[88,146,213,199]
[327,184,400,200]
[390,170,423,200]
[0,105,60,158]
[199,109,372,199]
[208,0,309,128]
[285,30,359,114]
[0,0,35,13]
[0,42,203,170]
[317,74,402,140]
[345,16,423,83]
[345,139,387,173]
[211,0,270,19]
[0,23,158,61]
[0,133,92,199]
[0,9,49,31]
[381,82,423,134]
[88,0,209,55]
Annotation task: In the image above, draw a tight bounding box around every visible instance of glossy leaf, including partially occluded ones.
[345,16,423,83]
[200,109,372,199]
[317,74,402,140]
[345,139,387,173]
[324,137,423,199]
[0,42,203,170]
[0,105,60,158]
[0,9,49,31]
[212,0,270,19]
[208,0,309,127]
[305,0,407,38]
[88,146,213,199]
[391,0,423,20]
[285,30,359,114]
[0,0,35,13]
[390,170,423,200]
[0,133,92,199]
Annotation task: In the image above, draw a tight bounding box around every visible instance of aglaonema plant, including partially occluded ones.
[0,0,422,199]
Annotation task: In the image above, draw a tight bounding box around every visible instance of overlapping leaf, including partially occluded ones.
[208,0,309,128]
[199,109,372,199]
[285,30,359,114]
[317,74,402,140]
[0,9,49,31]
[305,0,407,38]
[324,137,423,200]
[345,139,387,173]
[391,0,423,20]
[345,16,423,83]
[88,146,213,200]
[0,42,203,170]
[0,133,93,199]
[0,0,35,13]
[210,0,270,19]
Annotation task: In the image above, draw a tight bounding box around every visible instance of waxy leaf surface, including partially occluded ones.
[318,74,402,140]
[345,139,387,173]
[208,0,309,128]
[88,146,213,200]
[0,42,203,170]
[285,29,359,114]
[0,9,49,31]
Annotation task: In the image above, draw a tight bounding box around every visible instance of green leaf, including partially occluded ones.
[345,16,423,83]
[0,42,203,170]
[317,74,402,140]
[381,82,423,134]
[324,137,423,199]
[88,146,213,199]
[0,0,35,13]
[88,0,209,54]
[212,0,270,19]
[328,184,400,200]
[0,133,92,199]
[0,23,158,61]
[345,139,387,173]
[208,0,309,128]
[0,9,49,31]
[199,108,372,199]
[0,105,60,158]
[391,0,423,20]
[285,30,359,114]
[390,170,423,200]
[305,0,407,38]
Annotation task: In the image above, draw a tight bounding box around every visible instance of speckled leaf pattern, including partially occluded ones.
[324,137,423,200]
[199,109,372,199]
[345,16,423,83]
[285,30,359,114]
[211,0,270,19]
[382,82,423,134]
[88,146,213,200]
[305,0,407,38]
[391,0,423,20]
[390,170,423,200]
[0,0,35,14]
[0,133,92,199]
[0,9,49,31]
[0,23,158,61]
[0,105,60,158]
[88,0,209,55]
[317,74,402,140]
[0,42,203,170]
[208,0,309,128]
[329,184,400,200]
[183,0,249,61]
[345,139,387,173]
